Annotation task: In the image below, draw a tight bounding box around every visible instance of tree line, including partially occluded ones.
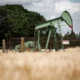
[0,4,46,39]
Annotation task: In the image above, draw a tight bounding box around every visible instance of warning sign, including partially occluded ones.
[62,40,69,45]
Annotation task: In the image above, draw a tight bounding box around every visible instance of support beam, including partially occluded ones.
[58,23,64,50]
[35,18,60,30]
[45,30,51,50]
[53,28,57,51]
[34,31,36,51]
[37,30,41,51]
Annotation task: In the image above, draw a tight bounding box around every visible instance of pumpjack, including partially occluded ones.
[35,11,73,51]
[14,11,73,52]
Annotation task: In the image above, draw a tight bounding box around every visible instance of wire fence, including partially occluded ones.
[2,37,80,51]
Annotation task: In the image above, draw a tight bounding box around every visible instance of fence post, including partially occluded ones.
[2,39,6,53]
[20,37,25,52]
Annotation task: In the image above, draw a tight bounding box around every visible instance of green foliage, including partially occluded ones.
[0,4,46,38]
[64,30,77,40]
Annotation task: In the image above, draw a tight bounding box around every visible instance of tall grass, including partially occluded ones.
[0,47,80,80]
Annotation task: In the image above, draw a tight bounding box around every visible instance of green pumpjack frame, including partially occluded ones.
[35,11,73,51]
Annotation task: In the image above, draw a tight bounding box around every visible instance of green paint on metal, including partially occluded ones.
[37,30,41,51]
[53,28,57,50]
[25,41,35,51]
[35,18,60,30]
[61,11,73,28]
[45,30,52,50]
[58,22,62,49]
[25,41,34,47]
[15,41,35,52]
[35,11,73,51]
[15,44,21,51]
[35,11,73,30]
[35,22,51,30]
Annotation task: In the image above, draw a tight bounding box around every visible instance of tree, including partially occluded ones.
[0,4,46,39]
[64,30,77,40]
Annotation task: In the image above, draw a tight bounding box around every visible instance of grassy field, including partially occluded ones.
[0,47,80,80]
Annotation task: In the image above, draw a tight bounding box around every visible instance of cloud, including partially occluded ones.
[70,0,80,3]
[24,0,59,20]
[72,10,80,33]
[0,0,80,34]
[55,0,80,14]
[0,0,41,5]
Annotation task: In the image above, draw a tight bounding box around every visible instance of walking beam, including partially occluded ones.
[35,11,73,30]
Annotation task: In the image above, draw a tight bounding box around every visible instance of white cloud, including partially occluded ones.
[55,0,72,12]
[55,0,80,14]
[24,0,58,20]
[0,0,41,5]
[0,0,80,34]
[72,11,80,34]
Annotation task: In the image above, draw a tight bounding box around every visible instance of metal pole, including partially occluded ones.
[34,31,36,51]
[58,23,63,50]
[2,39,6,53]
[45,30,51,50]
[37,30,41,51]
[53,28,57,51]
[58,22,64,50]
[61,35,64,50]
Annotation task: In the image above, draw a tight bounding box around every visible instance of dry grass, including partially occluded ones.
[0,47,80,80]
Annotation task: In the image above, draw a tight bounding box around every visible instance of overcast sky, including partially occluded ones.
[0,0,80,34]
